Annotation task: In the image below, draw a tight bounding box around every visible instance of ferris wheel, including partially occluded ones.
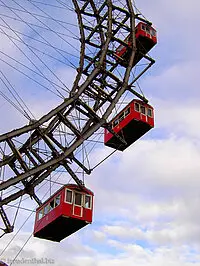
[0,0,157,247]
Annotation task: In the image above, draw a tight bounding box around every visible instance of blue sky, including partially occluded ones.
[1,0,200,265]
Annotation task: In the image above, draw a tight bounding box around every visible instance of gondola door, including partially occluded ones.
[73,191,83,217]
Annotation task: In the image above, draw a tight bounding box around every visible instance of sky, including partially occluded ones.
[1,0,200,265]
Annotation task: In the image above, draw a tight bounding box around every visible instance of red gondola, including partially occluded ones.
[33,184,94,242]
[115,22,157,67]
[0,261,8,266]
[104,99,154,151]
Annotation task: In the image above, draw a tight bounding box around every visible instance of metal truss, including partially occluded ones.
[0,0,155,234]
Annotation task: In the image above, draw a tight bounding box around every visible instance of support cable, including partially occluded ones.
[12,196,22,228]
[0,70,35,120]
[91,149,117,171]
[0,0,68,97]
[10,0,80,63]
[0,22,79,58]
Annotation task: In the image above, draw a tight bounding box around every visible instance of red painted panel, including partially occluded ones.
[73,205,82,217]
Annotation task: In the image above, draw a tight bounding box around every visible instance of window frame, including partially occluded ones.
[147,108,153,117]
[65,189,73,204]
[146,27,150,33]
[112,118,119,128]
[118,112,125,122]
[84,194,92,209]
[151,29,156,37]
[134,102,140,112]
[54,194,61,208]
[37,209,44,220]
[124,107,131,117]
[74,192,83,207]
[44,204,50,216]
[49,199,55,212]
[140,105,146,115]
[37,193,61,220]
